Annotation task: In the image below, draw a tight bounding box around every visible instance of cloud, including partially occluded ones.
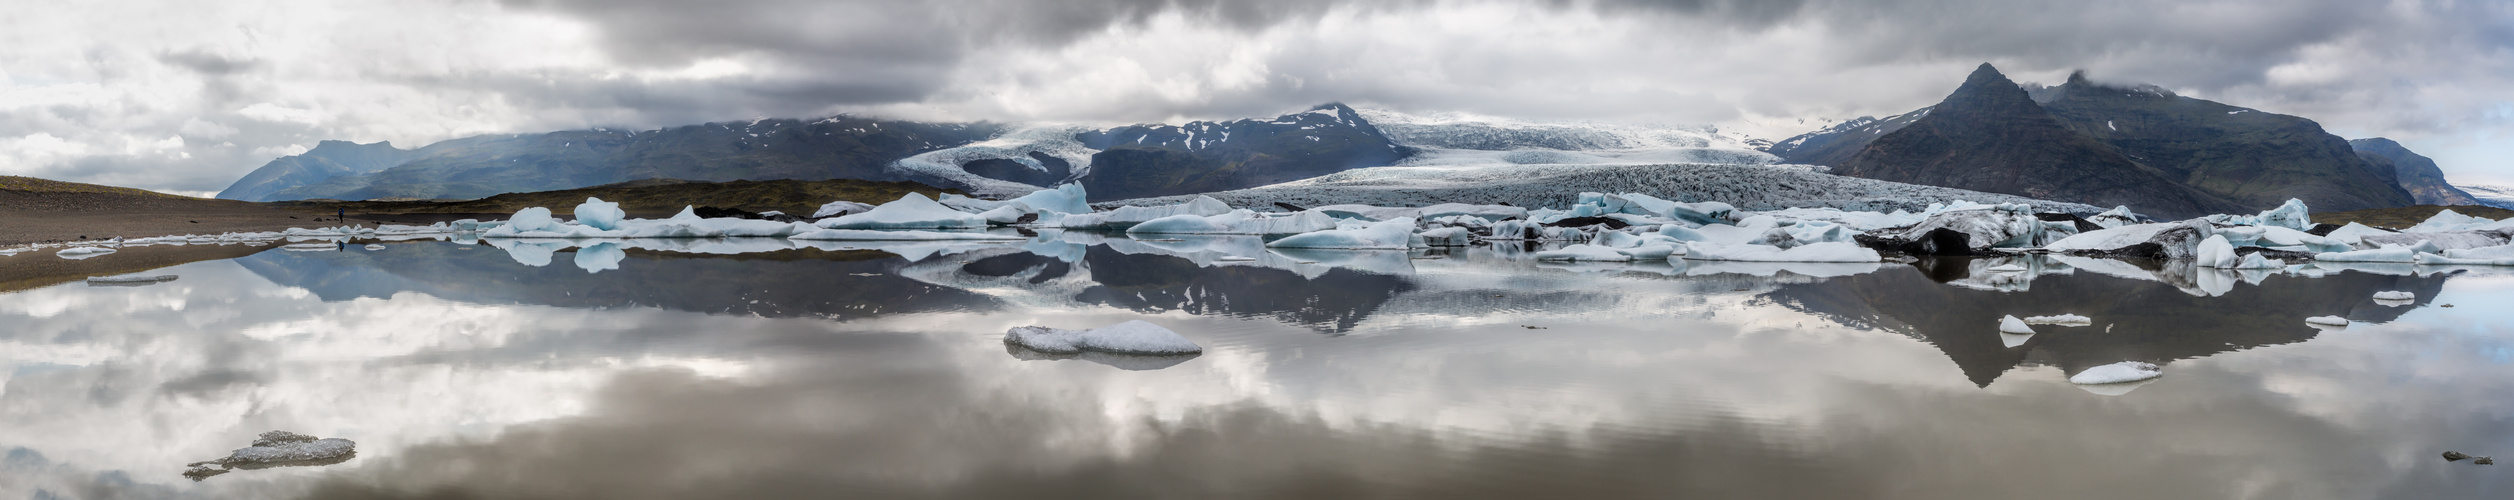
[0,0,2508,193]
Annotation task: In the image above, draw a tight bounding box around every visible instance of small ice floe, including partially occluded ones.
[1266,217,1419,250]
[2372,290,2414,301]
[363,244,386,251]
[2443,451,2495,465]
[2305,316,2350,328]
[86,275,178,287]
[1533,244,1634,262]
[280,243,337,251]
[2069,361,2163,385]
[1005,320,1202,355]
[183,431,357,481]
[1217,256,1257,262]
[1004,320,1203,370]
[56,246,116,259]
[1998,315,2036,334]
[789,229,1026,241]
[2022,314,2092,326]
[1986,264,2029,273]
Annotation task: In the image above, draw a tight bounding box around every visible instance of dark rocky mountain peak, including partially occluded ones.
[1832,63,2242,218]
[2038,72,2413,212]
[2349,138,2483,206]
[1075,103,1415,201]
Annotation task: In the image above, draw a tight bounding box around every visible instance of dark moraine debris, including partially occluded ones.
[2304,223,2345,236]
[1543,216,1629,229]
[1855,227,1981,256]
[2036,212,2102,232]
[691,206,763,219]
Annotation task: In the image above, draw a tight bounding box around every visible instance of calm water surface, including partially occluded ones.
[4,232,2512,499]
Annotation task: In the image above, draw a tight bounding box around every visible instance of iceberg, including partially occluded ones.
[2087,206,2139,229]
[1856,203,2050,254]
[362,244,386,251]
[2372,290,2413,301]
[2360,231,2511,251]
[2023,314,2091,326]
[280,243,337,251]
[2314,247,2426,263]
[2304,316,2350,327]
[1057,196,1234,230]
[2194,235,2239,268]
[790,229,1027,241]
[574,197,626,230]
[1680,241,1881,263]
[1999,315,2035,334]
[1987,264,2028,273]
[817,193,990,230]
[2414,253,2514,266]
[2069,361,2163,385]
[1003,320,1203,355]
[55,246,116,259]
[1417,226,1474,246]
[2042,220,2213,259]
[1533,244,1634,262]
[2206,198,2310,230]
[1126,210,1337,235]
[1268,217,1419,249]
[2402,209,2514,233]
[812,200,877,218]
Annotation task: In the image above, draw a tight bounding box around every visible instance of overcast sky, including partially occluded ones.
[4,0,2510,196]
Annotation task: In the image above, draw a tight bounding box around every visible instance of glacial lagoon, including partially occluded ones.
[5,233,2513,499]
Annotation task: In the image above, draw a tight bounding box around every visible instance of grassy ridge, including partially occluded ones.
[0,176,194,198]
[263,178,963,216]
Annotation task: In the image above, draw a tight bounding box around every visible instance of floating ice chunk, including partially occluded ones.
[1004,320,1202,355]
[1999,315,2035,334]
[506,207,560,232]
[2318,222,2389,247]
[2444,244,2514,260]
[1217,255,1256,262]
[2231,253,2282,269]
[280,243,336,251]
[2194,234,2239,268]
[2024,314,2091,326]
[2305,316,2350,327]
[812,200,877,218]
[186,430,357,480]
[1004,183,1091,215]
[1680,241,1881,262]
[2414,253,2514,266]
[817,193,989,230]
[2069,361,2163,385]
[790,229,1026,241]
[56,247,116,259]
[574,242,625,273]
[363,244,386,251]
[1127,210,1336,235]
[2372,290,2413,301]
[575,197,625,229]
[86,274,177,286]
[1533,244,1634,262]
[1417,226,1474,246]
[1987,264,2028,273]
[2042,220,2211,259]
[2402,209,2514,233]
[2218,198,2310,230]
[2314,247,2424,263]
[1058,196,1234,229]
[1616,243,1684,260]
[1268,217,1418,249]
[2088,206,2139,229]
[2361,231,2510,251]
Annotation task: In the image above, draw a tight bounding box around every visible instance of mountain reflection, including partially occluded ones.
[1768,255,2448,387]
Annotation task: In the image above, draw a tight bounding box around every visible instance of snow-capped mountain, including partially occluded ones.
[1763,107,1931,166]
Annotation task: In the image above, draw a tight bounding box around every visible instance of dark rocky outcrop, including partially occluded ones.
[2349,138,2483,206]
[1832,64,2244,219]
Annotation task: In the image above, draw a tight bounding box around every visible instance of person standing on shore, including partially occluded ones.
[338,208,345,223]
